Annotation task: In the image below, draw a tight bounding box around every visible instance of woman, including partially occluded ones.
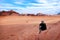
[39,21,47,34]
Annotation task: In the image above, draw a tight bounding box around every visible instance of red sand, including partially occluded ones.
[0,16,60,40]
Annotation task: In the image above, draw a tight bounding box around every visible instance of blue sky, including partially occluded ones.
[0,0,60,15]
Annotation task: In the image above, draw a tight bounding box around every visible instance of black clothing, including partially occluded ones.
[39,23,47,31]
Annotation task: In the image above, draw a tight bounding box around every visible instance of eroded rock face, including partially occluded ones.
[0,10,47,16]
[0,10,20,16]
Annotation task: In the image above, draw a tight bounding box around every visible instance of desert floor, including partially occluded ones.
[0,16,60,40]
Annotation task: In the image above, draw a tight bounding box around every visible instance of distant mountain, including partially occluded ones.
[0,10,20,16]
[36,13,47,16]
[0,10,47,16]
[57,13,60,15]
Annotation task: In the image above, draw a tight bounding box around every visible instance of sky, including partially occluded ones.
[0,0,60,15]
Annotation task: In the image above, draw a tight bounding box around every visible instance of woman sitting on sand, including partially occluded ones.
[39,21,47,34]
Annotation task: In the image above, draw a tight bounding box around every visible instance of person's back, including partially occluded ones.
[39,21,47,34]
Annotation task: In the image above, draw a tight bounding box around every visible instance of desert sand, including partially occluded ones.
[0,16,60,40]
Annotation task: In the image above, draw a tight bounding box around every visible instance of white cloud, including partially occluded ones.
[0,0,60,15]
[0,3,14,7]
[0,2,60,15]
[36,0,60,6]
[14,0,25,3]
[36,0,47,3]
[14,2,23,4]
[27,2,59,8]
[0,5,24,10]
[0,3,25,11]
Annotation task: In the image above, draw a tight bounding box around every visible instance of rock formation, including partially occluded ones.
[0,10,20,16]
